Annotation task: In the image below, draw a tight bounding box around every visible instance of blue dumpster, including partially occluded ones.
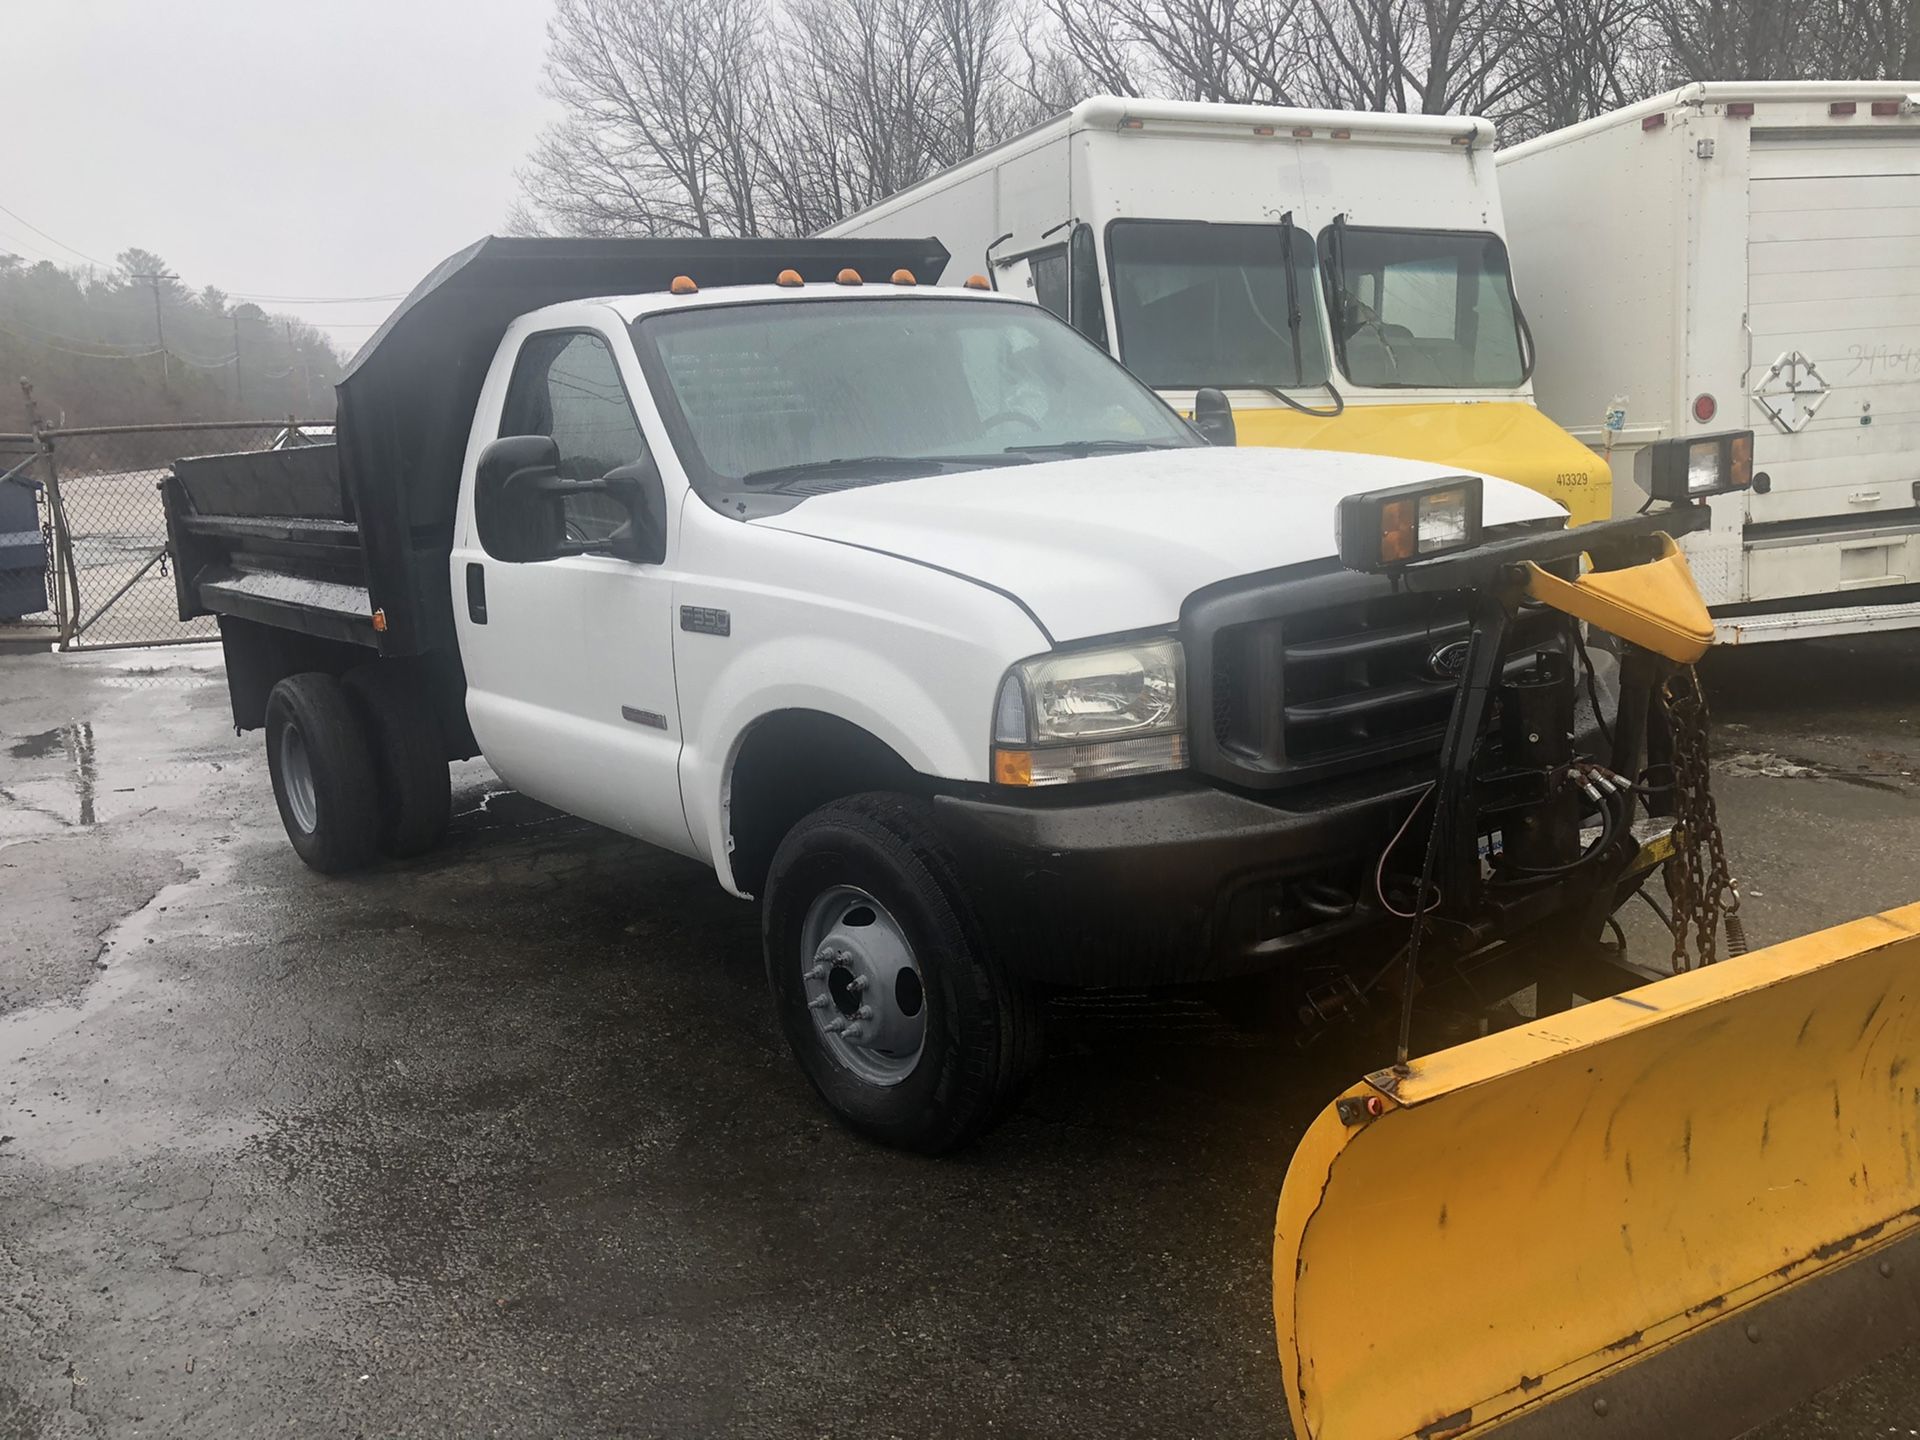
[1,456,48,622]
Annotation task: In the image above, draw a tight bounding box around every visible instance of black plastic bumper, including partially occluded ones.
[931,774,1427,987]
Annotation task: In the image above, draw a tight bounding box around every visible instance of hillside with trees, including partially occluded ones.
[0,248,343,432]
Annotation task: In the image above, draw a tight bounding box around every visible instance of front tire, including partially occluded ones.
[264,673,381,874]
[763,793,1043,1153]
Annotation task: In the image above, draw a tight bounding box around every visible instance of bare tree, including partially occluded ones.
[521,0,770,237]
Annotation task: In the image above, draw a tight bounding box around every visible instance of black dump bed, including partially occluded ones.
[163,234,950,654]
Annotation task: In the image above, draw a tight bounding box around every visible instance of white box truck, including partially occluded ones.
[1499,81,1920,642]
[824,97,1615,525]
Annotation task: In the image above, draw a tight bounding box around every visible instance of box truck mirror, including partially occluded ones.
[1193,387,1237,446]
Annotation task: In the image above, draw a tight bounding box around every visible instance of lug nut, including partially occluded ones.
[855,1005,874,1021]
[851,974,870,992]
[808,996,830,1010]
[806,963,829,981]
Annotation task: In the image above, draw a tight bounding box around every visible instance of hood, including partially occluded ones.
[752,446,1564,642]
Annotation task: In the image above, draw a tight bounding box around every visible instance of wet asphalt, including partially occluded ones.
[2,636,1919,1439]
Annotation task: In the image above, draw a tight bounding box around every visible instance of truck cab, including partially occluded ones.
[824,97,1613,525]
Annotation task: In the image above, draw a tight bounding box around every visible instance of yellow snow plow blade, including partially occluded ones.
[1275,902,1920,1439]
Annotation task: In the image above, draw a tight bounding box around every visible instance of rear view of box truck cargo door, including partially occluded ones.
[1744,124,1920,601]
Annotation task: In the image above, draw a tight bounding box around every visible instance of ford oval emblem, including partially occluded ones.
[1427,640,1472,681]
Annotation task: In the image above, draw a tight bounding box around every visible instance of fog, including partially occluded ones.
[3,0,558,355]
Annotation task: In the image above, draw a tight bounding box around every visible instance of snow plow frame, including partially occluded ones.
[1272,482,1920,1438]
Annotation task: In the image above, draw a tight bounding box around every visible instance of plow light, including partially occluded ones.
[1336,477,1484,573]
[1635,428,1756,502]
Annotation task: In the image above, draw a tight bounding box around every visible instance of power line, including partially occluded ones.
[225,291,407,304]
[0,201,110,268]
[0,318,165,360]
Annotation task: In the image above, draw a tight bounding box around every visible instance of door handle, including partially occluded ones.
[466,562,487,624]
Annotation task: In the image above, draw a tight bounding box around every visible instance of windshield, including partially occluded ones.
[632,297,1197,492]
[1107,220,1330,391]
[1319,226,1526,389]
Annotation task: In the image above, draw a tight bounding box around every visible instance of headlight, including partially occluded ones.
[991,638,1186,786]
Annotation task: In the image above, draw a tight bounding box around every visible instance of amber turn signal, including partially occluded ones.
[776,269,803,287]
[992,749,1033,786]
[669,275,698,295]
[836,268,862,286]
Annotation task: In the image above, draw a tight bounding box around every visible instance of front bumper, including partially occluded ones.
[932,773,1426,987]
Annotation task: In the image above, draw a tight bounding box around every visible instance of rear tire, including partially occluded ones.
[764,793,1044,1153]
[343,665,451,857]
[264,673,381,874]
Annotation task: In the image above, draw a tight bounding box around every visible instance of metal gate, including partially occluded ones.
[0,416,331,651]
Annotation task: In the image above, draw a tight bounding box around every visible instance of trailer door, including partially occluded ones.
[1745,129,1920,538]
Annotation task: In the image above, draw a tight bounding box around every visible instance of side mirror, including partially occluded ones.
[475,435,564,563]
[600,455,668,565]
[1193,387,1236,447]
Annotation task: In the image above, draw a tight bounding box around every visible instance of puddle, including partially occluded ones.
[0,853,232,1059]
[0,719,96,829]
[8,727,66,760]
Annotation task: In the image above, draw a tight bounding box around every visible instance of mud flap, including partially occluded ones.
[1274,902,1920,1440]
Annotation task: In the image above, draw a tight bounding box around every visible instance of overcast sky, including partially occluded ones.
[2,0,559,357]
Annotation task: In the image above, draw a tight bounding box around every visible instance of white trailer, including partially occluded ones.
[825,97,1615,524]
[1499,81,1920,643]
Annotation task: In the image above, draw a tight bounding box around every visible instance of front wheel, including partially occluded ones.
[763,794,1043,1153]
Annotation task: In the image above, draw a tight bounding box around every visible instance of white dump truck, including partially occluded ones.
[1499,81,1920,642]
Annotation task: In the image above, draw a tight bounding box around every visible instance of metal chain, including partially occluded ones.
[1658,666,1742,970]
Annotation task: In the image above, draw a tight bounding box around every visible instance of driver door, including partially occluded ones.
[454,327,693,855]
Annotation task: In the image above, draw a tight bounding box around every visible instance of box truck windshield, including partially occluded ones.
[1321,226,1527,389]
[1107,220,1331,391]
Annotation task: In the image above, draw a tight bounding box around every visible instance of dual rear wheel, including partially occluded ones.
[264,668,450,873]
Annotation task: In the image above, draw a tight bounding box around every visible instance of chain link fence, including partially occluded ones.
[0,417,332,653]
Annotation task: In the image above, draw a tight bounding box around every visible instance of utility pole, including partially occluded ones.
[232,313,244,408]
[288,317,312,413]
[131,270,179,386]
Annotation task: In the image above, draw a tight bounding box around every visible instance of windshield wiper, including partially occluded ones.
[1003,439,1183,457]
[1278,210,1306,384]
[741,455,948,488]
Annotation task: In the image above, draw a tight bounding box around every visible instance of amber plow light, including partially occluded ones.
[776,269,803,287]
[1336,478,1484,572]
[669,275,698,295]
[1633,428,1756,502]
